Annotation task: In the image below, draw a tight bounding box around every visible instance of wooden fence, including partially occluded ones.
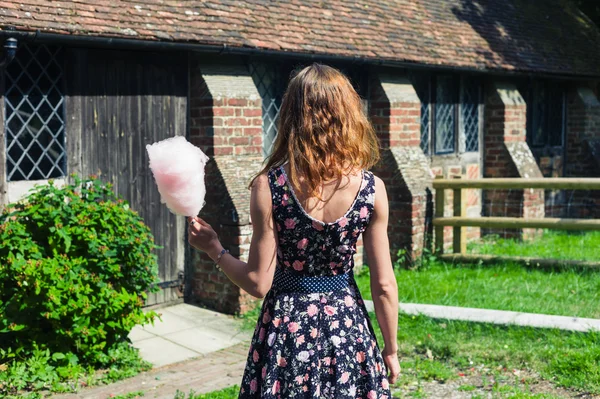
[432,177,600,267]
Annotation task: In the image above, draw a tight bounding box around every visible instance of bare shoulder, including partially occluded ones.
[250,173,271,192]
[370,173,387,197]
[369,173,389,220]
[250,172,272,213]
[250,172,274,225]
[371,173,385,189]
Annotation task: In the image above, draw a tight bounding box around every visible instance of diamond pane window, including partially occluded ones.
[420,101,431,155]
[249,62,284,157]
[462,79,480,152]
[434,76,456,154]
[5,44,66,182]
[409,73,431,155]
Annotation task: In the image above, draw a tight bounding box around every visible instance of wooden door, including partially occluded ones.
[66,48,188,306]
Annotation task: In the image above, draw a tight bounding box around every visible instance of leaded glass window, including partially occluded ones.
[462,79,480,152]
[4,44,66,181]
[248,62,284,157]
[434,76,456,154]
[411,73,431,155]
[414,73,480,156]
[420,99,431,154]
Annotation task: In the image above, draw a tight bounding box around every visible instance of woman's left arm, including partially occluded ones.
[187,173,278,298]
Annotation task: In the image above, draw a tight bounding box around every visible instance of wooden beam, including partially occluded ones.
[0,69,5,207]
[432,178,600,190]
[65,48,84,182]
[434,177,445,254]
[433,217,600,231]
[452,183,466,254]
[440,253,600,270]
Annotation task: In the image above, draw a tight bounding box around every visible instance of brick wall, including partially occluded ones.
[566,87,600,177]
[190,62,263,158]
[565,86,600,218]
[369,73,432,265]
[483,83,544,239]
[189,57,263,314]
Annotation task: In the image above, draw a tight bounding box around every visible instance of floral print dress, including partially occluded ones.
[238,166,391,399]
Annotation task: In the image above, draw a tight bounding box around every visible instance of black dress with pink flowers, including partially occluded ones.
[238,166,391,399]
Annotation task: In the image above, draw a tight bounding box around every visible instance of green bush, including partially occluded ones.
[0,175,159,393]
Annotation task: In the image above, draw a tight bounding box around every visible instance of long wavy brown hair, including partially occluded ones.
[252,63,379,199]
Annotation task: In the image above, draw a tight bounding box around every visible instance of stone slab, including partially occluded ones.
[163,326,243,355]
[141,309,198,336]
[126,304,252,369]
[161,303,229,324]
[128,325,156,342]
[132,336,201,368]
[364,300,600,332]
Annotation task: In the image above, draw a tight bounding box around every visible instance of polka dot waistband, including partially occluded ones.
[271,267,352,294]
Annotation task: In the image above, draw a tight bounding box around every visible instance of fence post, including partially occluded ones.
[434,175,445,254]
[453,175,467,254]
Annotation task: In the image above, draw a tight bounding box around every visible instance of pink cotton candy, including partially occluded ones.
[146,136,209,216]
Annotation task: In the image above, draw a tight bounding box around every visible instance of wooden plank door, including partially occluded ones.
[66,48,187,306]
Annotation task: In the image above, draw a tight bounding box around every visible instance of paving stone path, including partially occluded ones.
[52,343,248,399]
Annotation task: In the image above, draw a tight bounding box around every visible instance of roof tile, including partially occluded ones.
[0,0,599,76]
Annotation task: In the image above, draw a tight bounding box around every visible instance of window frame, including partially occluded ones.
[415,73,482,156]
[525,79,567,150]
[248,60,288,157]
[432,75,458,155]
[4,43,67,182]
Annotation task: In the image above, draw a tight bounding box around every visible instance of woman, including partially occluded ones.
[188,64,400,398]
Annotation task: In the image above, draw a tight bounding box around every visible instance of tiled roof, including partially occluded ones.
[1,0,599,77]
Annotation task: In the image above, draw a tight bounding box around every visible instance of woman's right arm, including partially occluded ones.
[363,175,400,383]
[187,173,278,299]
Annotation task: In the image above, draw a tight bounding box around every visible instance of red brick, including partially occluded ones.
[214,146,233,155]
[228,98,248,107]
[213,107,234,117]
[229,136,251,146]
[243,127,263,136]
[243,108,262,117]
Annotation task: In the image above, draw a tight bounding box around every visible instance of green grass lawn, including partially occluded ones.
[469,231,600,261]
[355,261,600,318]
[372,313,600,396]
[174,386,240,399]
[356,231,600,318]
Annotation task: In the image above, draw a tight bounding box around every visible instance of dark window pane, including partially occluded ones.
[531,82,546,147]
[546,84,565,147]
[526,80,565,149]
